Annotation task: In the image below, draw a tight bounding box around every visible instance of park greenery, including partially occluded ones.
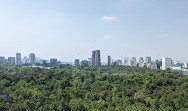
[0,64,188,111]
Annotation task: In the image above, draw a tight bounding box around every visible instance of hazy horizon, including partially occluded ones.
[0,0,188,63]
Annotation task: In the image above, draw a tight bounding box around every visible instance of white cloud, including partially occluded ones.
[101,16,117,21]
[157,34,169,39]
[104,35,113,39]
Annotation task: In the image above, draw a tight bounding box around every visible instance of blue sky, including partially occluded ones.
[0,0,188,62]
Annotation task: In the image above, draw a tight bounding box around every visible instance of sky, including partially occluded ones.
[0,0,188,63]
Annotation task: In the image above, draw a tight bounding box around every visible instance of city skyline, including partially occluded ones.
[0,51,188,64]
[1,51,188,74]
[0,0,188,62]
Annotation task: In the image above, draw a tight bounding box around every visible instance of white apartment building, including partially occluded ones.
[162,57,172,70]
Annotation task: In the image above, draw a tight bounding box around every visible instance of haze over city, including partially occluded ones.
[0,0,188,62]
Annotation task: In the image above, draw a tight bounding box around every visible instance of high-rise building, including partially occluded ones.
[132,57,137,66]
[91,50,101,66]
[29,53,36,64]
[16,53,21,65]
[145,56,151,63]
[108,56,111,66]
[74,59,80,66]
[162,57,172,70]
[95,50,101,66]
[50,58,57,65]
[92,51,96,66]
[8,57,15,65]
[0,56,5,64]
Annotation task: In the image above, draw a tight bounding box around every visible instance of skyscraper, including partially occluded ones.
[91,50,101,66]
[29,53,36,64]
[145,56,151,63]
[162,57,172,70]
[74,59,80,66]
[92,51,96,66]
[108,56,111,66]
[16,53,21,65]
[95,50,101,66]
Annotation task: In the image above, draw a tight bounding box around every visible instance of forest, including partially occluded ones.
[0,64,188,111]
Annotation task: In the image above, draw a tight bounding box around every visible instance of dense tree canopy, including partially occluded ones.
[0,65,187,111]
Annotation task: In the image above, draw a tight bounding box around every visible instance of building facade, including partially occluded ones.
[74,59,80,66]
[16,53,21,65]
[50,58,57,65]
[162,57,172,70]
[23,56,29,64]
[8,57,15,65]
[91,50,101,66]
[81,60,89,67]
[184,63,188,69]
[124,57,129,65]
[131,57,137,66]
[155,60,162,69]
[116,60,122,65]
[108,56,111,66]
[95,50,101,66]
[127,59,133,66]
[0,56,5,64]
[92,51,96,66]
[145,56,151,63]
[29,53,36,64]
[139,57,144,63]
